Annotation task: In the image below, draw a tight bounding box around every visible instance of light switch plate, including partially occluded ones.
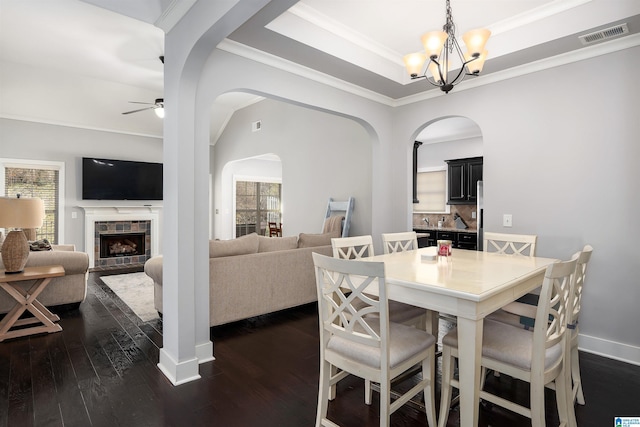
[503,214,513,227]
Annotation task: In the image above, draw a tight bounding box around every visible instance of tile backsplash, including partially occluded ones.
[413,204,478,230]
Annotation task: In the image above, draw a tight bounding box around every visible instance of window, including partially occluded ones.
[413,169,449,213]
[235,180,282,237]
[1,159,65,243]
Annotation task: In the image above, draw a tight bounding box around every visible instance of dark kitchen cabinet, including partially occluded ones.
[446,157,483,205]
[413,229,478,250]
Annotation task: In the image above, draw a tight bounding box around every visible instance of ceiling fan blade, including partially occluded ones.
[122,106,154,115]
[127,101,155,105]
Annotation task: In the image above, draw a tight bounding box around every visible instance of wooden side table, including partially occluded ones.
[0,265,65,341]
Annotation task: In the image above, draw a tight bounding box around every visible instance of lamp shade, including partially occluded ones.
[154,107,165,118]
[464,49,488,74]
[421,31,448,58]
[403,52,427,77]
[0,197,45,229]
[462,28,491,56]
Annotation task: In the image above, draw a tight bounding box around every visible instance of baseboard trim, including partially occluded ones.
[196,341,215,364]
[158,348,201,386]
[578,333,640,366]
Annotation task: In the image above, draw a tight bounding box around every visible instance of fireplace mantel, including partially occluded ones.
[80,206,161,268]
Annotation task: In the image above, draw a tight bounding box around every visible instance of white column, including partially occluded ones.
[157,0,274,385]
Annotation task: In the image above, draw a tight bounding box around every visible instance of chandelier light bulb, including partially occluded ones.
[154,107,165,118]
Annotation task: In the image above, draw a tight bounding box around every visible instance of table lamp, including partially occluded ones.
[0,196,45,273]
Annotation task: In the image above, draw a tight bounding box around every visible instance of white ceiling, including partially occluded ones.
[1,0,639,142]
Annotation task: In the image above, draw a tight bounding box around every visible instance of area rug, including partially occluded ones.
[101,272,159,322]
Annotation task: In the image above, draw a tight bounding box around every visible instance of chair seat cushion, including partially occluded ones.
[442,319,562,371]
[327,319,435,370]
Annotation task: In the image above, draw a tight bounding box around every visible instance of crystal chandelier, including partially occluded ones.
[403,0,491,93]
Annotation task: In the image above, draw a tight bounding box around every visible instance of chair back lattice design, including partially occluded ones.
[313,253,388,354]
[484,232,537,257]
[532,256,577,371]
[381,232,418,254]
[331,235,374,260]
[569,245,593,328]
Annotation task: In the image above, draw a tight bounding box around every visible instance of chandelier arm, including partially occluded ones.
[421,58,445,88]
[446,37,470,86]
[447,66,468,87]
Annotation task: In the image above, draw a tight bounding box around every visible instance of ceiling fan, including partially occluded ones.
[122,98,164,118]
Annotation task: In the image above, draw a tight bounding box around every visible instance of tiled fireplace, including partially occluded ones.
[81,206,161,270]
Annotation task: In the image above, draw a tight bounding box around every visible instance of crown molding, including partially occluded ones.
[218,32,640,108]
[155,0,199,33]
[217,39,395,106]
[0,114,163,139]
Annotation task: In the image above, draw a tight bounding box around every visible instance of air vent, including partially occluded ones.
[252,120,262,132]
[579,23,629,45]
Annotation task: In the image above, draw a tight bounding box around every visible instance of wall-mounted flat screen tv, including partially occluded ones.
[82,157,163,200]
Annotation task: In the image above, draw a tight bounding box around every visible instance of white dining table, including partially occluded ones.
[364,248,558,427]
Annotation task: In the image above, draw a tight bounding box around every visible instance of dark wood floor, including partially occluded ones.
[1,267,638,426]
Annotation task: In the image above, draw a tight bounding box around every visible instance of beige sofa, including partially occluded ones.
[0,244,90,313]
[144,232,336,327]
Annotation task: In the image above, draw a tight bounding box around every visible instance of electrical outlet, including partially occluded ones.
[471,211,477,219]
[71,211,77,219]
[503,214,513,227]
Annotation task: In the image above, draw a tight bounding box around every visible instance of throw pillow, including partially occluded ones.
[29,238,53,251]
[297,230,341,248]
[209,232,259,258]
[258,235,298,252]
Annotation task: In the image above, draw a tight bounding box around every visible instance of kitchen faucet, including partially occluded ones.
[423,217,429,226]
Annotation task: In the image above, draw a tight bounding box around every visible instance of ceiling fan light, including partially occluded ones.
[421,31,448,58]
[462,28,491,56]
[154,107,165,118]
[465,49,488,74]
[403,52,427,77]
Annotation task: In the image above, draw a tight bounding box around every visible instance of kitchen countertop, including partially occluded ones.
[413,226,477,234]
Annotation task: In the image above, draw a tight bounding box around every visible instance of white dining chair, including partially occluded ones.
[484,231,537,256]
[568,245,593,405]
[331,235,428,404]
[331,236,426,329]
[381,231,419,254]
[484,232,539,328]
[312,253,437,427]
[437,255,578,427]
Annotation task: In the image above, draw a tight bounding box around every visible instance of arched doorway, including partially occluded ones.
[412,117,483,244]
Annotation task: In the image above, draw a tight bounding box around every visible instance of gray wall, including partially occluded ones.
[0,118,163,250]
[418,137,483,168]
[394,45,640,362]
[212,98,372,239]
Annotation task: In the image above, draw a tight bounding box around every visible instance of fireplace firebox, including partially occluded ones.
[99,232,145,259]
[93,219,152,269]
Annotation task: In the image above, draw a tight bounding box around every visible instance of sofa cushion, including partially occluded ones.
[209,233,259,258]
[298,230,341,248]
[258,235,298,252]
